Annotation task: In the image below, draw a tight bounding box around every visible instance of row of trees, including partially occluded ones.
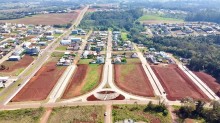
[185,10,220,24]
[177,98,220,123]
[79,9,144,31]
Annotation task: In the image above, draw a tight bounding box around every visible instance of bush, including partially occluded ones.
[144,101,167,114]
[163,110,168,116]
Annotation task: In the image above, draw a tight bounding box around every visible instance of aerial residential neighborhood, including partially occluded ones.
[0,0,220,123]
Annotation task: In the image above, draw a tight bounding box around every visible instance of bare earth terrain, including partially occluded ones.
[12,62,66,102]
[151,64,209,101]
[0,12,79,25]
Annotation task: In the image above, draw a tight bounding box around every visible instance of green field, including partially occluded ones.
[53,34,62,38]
[78,59,93,64]
[126,58,141,64]
[51,52,64,58]
[121,32,128,41]
[48,106,105,123]
[55,45,67,51]
[112,104,172,123]
[81,64,103,93]
[0,107,44,123]
[138,14,184,22]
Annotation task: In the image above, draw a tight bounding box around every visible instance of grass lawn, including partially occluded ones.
[78,59,93,64]
[121,32,128,41]
[0,88,3,92]
[81,64,102,93]
[112,104,172,123]
[126,58,141,64]
[53,34,62,38]
[48,106,105,123]
[55,45,67,51]
[138,14,184,22]
[0,67,25,76]
[51,52,64,58]
[0,107,45,123]
[119,64,136,82]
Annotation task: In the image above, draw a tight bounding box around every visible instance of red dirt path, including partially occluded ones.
[193,71,220,97]
[151,64,209,101]
[114,64,154,97]
[12,62,66,102]
[0,55,34,73]
[62,64,88,99]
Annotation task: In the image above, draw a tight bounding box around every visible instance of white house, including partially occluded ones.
[60,40,71,45]
[8,56,21,61]
[55,29,64,34]
[71,37,81,43]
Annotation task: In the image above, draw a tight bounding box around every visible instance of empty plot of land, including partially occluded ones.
[62,64,103,99]
[12,62,66,102]
[0,55,34,76]
[139,14,184,24]
[193,71,220,97]
[48,106,105,123]
[0,108,44,123]
[151,64,209,101]
[114,63,154,97]
[0,12,79,25]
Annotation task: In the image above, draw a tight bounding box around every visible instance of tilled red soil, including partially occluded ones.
[114,64,154,97]
[151,64,209,101]
[0,55,34,72]
[62,64,88,99]
[12,62,66,102]
[193,71,220,97]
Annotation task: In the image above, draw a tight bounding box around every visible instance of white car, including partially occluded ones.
[104,112,107,116]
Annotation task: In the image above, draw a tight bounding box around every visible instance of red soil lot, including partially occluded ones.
[62,64,88,99]
[151,64,209,101]
[114,64,154,97]
[0,12,79,25]
[12,62,66,102]
[0,55,34,73]
[193,71,220,97]
[62,64,103,99]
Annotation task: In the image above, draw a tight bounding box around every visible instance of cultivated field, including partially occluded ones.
[151,64,209,101]
[139,14,184,24]
[193,71,220,97]
[0,107,44,123]
[62,64,103,99]
[48,106,105,123]
[114,62,154,97]
[12,62,66,102]
[0,55,34,76]
[0,12,79,25]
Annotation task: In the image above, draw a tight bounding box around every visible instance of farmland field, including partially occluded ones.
[0,107,44,123]
[193,71,220,97]
[12,62,66,102]
[139,14,184,24]
[151,64,209,101]
[62,64,103,99]
[48,106,105,123]
[0,12,79,25]
[114,63,154,97]
[0,55,34,76]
